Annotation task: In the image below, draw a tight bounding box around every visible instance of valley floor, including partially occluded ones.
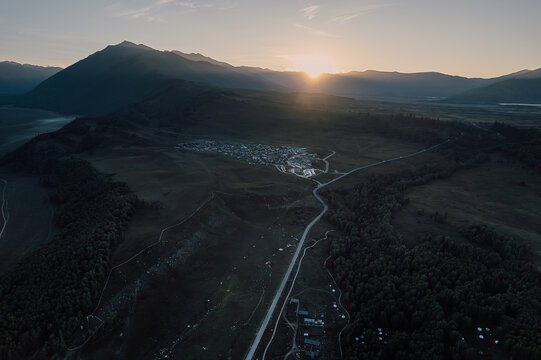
[1,91,540,360]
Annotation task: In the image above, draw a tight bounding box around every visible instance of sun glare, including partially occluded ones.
[295,55,336,78]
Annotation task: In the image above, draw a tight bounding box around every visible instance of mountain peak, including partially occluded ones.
[115,41,154,51]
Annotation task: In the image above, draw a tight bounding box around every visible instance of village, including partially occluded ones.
[283,289,351,359]
[176,140,322,178]
[287,297,325,358]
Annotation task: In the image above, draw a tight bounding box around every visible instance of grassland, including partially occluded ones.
[393,155,541,260]
[78,142,318,359]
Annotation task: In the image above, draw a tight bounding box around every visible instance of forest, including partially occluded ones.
[0,157,137,359]
[322,131,541,359]
[490,122,541,172]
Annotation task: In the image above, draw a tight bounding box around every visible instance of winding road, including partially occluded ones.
[0,178,9,240]
[244,139,451,360]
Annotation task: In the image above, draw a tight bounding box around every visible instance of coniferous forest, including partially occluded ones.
[0,157,137,358]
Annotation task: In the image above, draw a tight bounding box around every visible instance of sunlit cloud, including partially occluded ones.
[299,5,320,20]
[116,7,150,19]
[171,0,238,10]
[146,16,166,23]
[332,13,362,23]
[116,6,159,22]
[294,24,338,38]
[112,0,237,22]
[176,1,197,8]
[331,4,388,23]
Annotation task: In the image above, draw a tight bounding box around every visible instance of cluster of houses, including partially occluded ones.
[177,139,321,178]
[177,140,314,166]
[290,298,325,358]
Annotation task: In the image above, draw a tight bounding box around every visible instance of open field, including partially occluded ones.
[78,140,322,359]
[393,155,541,260]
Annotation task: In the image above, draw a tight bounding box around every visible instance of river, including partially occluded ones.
[0,106,75,156]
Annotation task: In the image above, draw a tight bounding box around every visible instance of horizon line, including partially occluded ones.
[1,41,537,80]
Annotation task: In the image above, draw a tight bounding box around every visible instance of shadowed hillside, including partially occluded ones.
[447,78,541,104]
[0,62,61,95]
[14,41,281,116]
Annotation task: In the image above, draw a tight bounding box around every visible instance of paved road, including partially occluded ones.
[244,139,450,360]
[243,182,330,360]
[272,230,334,360]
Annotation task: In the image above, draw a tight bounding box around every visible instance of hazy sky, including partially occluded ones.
[1,0,540,77]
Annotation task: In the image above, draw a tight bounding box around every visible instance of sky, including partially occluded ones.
[1,0,540,78]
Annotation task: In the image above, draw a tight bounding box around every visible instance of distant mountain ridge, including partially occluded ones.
[446,78,541,104]
[6,41,541,114]
[172,50,541,100]
[444,67,541,104]
[505,68,541,80]
[0,61,62,95]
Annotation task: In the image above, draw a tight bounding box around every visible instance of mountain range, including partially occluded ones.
[2,41,541,115]
[0,61,62,95]
[446,70,541,104]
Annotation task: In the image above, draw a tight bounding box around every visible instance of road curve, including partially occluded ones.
[244,139,450,360]
[0,179,9,240]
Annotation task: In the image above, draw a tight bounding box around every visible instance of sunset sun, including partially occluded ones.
[295,55,336,78]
